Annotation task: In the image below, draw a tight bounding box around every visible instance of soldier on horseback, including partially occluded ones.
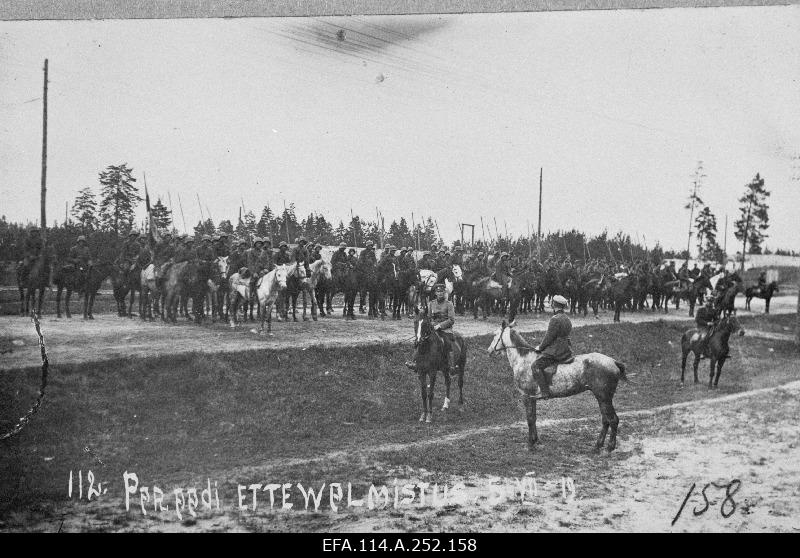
[309,243,323,263]
[293,236,312,276]
[418,251,434,271]
[67,235,93,287]
[118,231,142,272]
[213,234,230,258]
[358,240,377,269]
[403,247,417,270]
[331,242,348,268]
[757,270,767,294]
[22,227,44,269]
[493,252,513,297]
[530,294,573,399]
[197,235,216,263]
[275,241,292,266]
[405,283,457,374]
[694,298,718,356]
[346,248,358,268]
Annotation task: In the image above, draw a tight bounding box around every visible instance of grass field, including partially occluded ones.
[1,313,797,527]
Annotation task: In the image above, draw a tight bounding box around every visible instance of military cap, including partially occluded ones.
[399,247,407,253]
[253,237,264,245]
[339,242,347,248]
[76,235,87,243]
[366,240,375,248]
[552,295,568,307]
[185,237,195,244]
[202,235,212,242]
[263,237,272,244]
[298,236,307,244]
[455,246,463,251]
[279,241,288,248]
[385,244,395,251]
[238,239,248,246]
[162,231,172,238]
[212,234,220,241]
[218,232,229,238]
[434,283,446,291]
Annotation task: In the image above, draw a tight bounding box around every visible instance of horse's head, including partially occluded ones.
[720,315,745,337]
[321,261,332,281]
[413,307,432,349]
[216,256,229,276]
[451,265,463,282]
[275,265,289,289]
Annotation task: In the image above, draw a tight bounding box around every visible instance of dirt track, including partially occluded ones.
[0,294,796,370]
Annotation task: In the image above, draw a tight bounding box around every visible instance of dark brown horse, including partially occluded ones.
[680,314,745,388]
[18,255,51,317]
[411,310,467,423]
[744,281,779,313]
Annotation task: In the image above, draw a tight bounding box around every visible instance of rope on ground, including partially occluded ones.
[0,312,49,442]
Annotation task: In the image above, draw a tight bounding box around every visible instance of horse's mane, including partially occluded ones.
[508,328,537,356]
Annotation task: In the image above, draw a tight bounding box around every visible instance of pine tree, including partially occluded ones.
[334,220,349,245]
[694,206,720,260]
[734,173,770,266]
[98,163,142,235]
[256,205,274,238]
[71,187,98,232]
[218,219,235,237]
[151,198,172,230]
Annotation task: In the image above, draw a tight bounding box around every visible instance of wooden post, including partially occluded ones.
[537,167,543,261]
[40,59,48,247]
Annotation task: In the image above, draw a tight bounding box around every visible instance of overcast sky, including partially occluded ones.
[1,7,798,253]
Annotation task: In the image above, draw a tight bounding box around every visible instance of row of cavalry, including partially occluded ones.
[14,251,762,455]
[17,252,779,331]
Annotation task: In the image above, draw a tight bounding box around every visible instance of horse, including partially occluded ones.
[333,262,360,320]
[53,261,115,319]
[672,275,711,317]
[606,274,636,323]
[308,259,331,314]
[411,309,467,423]
[470,275,503,320]
[286,263,316,321]
[19,255,51,317]
[745,281,779,313]
[251,264,289,334]
[112,262,142,318]
[357,264,381,318]
[680,314,745,388]
[53,263,82,319]
[488,321,628,452]
[139,263,159,321]
[162,262,189,323]
[227,269,252,327]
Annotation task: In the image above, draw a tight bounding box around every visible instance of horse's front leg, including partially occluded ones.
[426,371,436,424]
[441,369,452,411]
[418,372,428,423]
[693,353,701,384]
[714,357,726,387]
[708,357,717,389]
[523,395,538,450]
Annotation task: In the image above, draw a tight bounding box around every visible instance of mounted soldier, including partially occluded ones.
[67,235,93,287]
[418,251,434,271]
[22,227,44,270]
[118,231,142,272]
[451,245,464,267]
[331,242,348,268]
[346,248,358,268]
[405,283,457,375]
[531,294,573,399]
[258,238,275,275]
[694,298,718,356]
[275,241,292,266]
[309,243,323,263]
[213,234,230,258]
[196,235,216,263]
[403,247,417,271]
[493,251,513,295]
[229,239,249,276]
[246,237,265,282]
[357,240,377,271]
[293,236,312,275]
[757,270,767,294]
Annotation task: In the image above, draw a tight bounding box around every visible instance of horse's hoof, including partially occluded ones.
[418,413,426,423]
[425,415,432,424]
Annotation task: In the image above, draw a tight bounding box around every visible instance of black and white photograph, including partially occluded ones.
[1,1,799,534]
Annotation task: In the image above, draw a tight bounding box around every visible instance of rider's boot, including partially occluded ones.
[532,367,553,399]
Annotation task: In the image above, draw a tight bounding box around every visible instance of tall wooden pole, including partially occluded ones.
[40,59,48,245]
[537,167,543,261]
[177,193,188,233]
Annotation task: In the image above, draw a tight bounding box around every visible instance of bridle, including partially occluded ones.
[488,322,511,356]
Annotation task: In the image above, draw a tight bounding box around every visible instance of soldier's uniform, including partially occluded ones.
[376,246,396,276]
[293,238,311,274]
[403,249,417,271]
[357,243,377,271]
[418,253,434,271]
[229,241,249,275]
[257,240,275,275]
[246,240,265,277]
[119,234,142,270]
[346,249,358,268]
[67,239,92,285]
[213,236,230,258]
[532,297,573,398]
[23,230,44,267]
[275,243,292,266]
[331,244,349,269]
[757,271,767,293]
[451,247,464,267]
[695,302,717,355]
[196,236,216,263]
[309,245,323,263]
[173,238,195,264]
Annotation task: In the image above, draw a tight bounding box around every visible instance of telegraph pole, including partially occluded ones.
[537,167,543,260]
[40,59,48,246]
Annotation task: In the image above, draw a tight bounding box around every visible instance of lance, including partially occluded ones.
[480,216,486,246]
[605,240,615,263]
[177,193,188,233]
[350,208,357,247]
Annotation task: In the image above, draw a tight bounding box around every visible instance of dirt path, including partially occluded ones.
[1,294,796,370]
[6,377,798,532]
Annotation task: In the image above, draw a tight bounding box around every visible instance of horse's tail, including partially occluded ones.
[614,360,629,382]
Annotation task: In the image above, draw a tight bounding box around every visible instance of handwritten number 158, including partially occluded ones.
[671,479,741,526]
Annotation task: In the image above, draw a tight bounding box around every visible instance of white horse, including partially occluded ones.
[487,320,628,453]
[253,264,289,335]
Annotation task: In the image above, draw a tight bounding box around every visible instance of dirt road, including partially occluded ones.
[1,294,796,370]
